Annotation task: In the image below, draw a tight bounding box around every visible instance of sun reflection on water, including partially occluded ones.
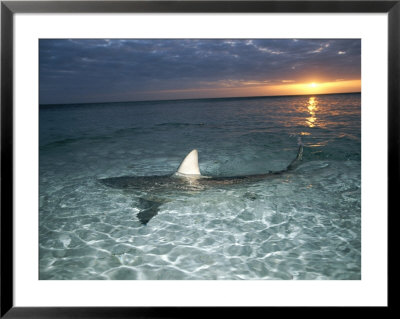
[306,96,318,128]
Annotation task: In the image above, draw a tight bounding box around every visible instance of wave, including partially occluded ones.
[40,137,85,150]
[40,134,116,150]
[156,122,206,128]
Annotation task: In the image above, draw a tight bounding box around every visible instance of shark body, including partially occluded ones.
[100,141,303,225]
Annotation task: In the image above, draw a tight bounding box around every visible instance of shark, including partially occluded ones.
[99,139,304,225]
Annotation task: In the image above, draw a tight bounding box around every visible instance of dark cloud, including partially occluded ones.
[39,39,361,104]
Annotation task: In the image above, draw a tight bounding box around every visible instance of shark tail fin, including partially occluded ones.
[175,149,201,176]
[286,137,303,171]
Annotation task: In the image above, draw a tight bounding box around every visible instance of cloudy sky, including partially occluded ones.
[39,39,361,105]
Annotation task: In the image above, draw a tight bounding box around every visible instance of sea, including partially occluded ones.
[39,93,361,280]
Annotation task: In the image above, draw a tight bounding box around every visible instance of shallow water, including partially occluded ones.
[39,93,361,280]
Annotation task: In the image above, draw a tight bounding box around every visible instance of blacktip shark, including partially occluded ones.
[100,139,304,225]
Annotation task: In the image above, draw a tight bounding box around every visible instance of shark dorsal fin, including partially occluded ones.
[176,149,201,176]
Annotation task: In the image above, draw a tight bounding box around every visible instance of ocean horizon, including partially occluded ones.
[39,91,361,108]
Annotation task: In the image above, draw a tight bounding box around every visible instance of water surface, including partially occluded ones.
[39,93,361,280]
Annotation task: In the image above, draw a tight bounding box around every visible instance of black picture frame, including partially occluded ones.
[1,1,396,317]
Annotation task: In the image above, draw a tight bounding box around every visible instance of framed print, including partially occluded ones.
[1,0,396,317]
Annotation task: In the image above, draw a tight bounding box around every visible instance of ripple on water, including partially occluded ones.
[105,266,138,280]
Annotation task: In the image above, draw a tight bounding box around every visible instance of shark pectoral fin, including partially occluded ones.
[136,197,164,225]
[176,149,201,176]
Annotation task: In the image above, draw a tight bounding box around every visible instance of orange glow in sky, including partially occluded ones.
[261,79,361,96]
[147,79,361,100]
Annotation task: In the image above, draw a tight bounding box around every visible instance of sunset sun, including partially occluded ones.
[309,82,318,88]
